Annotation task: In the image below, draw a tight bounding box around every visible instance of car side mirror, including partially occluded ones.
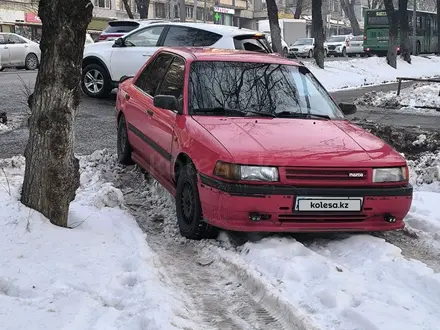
[113,37,124,47]
[339,103,357,115]
[154,95,181,113]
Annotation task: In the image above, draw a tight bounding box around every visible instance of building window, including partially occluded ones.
[186,6,193,19]
[155,3,166,18]
[196,7,204,21]
[94,0,111,9]
[119,0,138,12]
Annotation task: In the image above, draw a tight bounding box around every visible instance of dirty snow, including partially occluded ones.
[0,152,196,330]
[309,55,440,91]
[355,82,440,116]
[0,122,9,133]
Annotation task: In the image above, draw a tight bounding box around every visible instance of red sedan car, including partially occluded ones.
[115,47,413,240]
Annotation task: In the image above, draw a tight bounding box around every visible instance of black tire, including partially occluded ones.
[81,63,113,98]
[176,163,218,240]
[283,47,288,57]
[308,49,313,58]
[416,41,421,56]
[117,115,134,165]
[342,47,347,57]
[324,49,328,57]
[25,53,38,70]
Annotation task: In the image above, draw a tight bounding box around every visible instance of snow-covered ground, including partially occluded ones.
[0,152,197,330]
[355,82,440,116]
[1,149,440,330]
[309,55,440,91]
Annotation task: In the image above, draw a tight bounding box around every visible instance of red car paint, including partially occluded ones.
[116,47,412,234]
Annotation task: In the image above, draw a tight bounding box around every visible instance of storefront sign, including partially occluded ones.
[25,13,41,24]
[214,6,235,15]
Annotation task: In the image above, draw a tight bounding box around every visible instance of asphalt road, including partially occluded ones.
[1,69,439,159]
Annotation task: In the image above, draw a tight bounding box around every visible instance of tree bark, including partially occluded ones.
[294,0,304,19]
[399,0,411,63]
[312,0,325,68]
[384,0,398,68]
[266,0,283,55]
[340,0,361,36]
[135,0,149,19]
[122,0,134,18]
[21,0,92,227]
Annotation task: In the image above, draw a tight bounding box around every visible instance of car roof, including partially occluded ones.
[133,21,264,37]
[157,47,302,65]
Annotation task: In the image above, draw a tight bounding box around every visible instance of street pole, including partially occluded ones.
[203,0,206,22]
[180,0,186,22]
[194,0,198,21]
[412,0,416,54]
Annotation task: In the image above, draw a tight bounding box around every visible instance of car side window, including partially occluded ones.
[156,56,185,100]
[0,35,6,45]
[134,52,174,96]
[7,34,26,44]
[163,26,222,47]
[125,25,165,47]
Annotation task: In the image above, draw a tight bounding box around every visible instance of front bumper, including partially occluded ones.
[198,174,413,233]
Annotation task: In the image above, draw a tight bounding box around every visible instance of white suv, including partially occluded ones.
[82,22,273,98]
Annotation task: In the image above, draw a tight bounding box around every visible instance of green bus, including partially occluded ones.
[363,9,438,56]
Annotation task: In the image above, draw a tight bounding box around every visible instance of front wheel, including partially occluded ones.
[308,49,313,58]
[283,47,288,57]
[117,115,134,165]
[81,63,113,98]
[324,49,328,57]
[341,47,347,57]
[176,163,218,240]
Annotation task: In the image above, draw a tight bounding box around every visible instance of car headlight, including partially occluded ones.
[373,166,408,183]
[214,161,279,182]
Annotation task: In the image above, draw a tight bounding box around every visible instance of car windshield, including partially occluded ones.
[326,36,346,42]
[188,61,344,119]
[293,38,313,45]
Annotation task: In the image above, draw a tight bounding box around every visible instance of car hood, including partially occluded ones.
[84,40,114,53]
[325,41,344,46]
[193,117,405,167]
[291,44,313,49]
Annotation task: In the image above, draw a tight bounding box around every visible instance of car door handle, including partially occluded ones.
[142,54,149,56]
[146,109,153,116]
[24,45,28,48]
[3,46,8,49]
[124,92,130,100]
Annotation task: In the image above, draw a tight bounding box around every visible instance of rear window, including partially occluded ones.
[352,36,363,41]
[163,26,222,47]
[103,21,140,33]
[233,35,271,53]
[326,36,347,42]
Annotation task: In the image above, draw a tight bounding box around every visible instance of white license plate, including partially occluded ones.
[294,197,363,212]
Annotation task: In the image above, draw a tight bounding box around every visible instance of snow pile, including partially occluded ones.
[222,235,440,330]
[308,55,440,91]
[355,82,440,114]
[0,151,195,330]
[0,122,10,133]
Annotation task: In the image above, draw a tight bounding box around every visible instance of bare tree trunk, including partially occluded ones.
[340,0,361,35]
[135,0,149,18]
[122,0,134,18]
[294,0,304,19]
[312,0,325,68]
[399,0,411,63]
[21,0,92,227]
[266,0,283,55]
[384,0,398,68]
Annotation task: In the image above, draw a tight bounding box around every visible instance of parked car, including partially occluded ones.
[289,37,329,58]
[115,47,413,240]
[325,34,351,57]
[264,33,289,57]
[0,33,40,71]
[82,22,273,98]
[97,19,169,42]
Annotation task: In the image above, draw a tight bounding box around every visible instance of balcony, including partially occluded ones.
[218,0,247,8]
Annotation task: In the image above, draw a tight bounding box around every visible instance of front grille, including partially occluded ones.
[278,213,367,223]
[291,48,298,51]
[328,45,336,50]
[285,168,368,182]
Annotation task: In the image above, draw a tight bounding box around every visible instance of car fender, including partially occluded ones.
[83,46,113,80]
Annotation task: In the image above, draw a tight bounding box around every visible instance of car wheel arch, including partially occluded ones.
[174,152,194,185]
[82,56,111,78]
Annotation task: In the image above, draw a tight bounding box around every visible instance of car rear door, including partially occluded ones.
[6,34,27,66]
[110,25,167,81]
[350,36,364,53]
[124,52,174,166]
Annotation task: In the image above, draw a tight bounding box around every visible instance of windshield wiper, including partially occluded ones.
[275,111,331,120]
[242,109,277,118]
[192,108,277,118]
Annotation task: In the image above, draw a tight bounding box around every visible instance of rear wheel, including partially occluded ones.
[341,47,347,57]
[176,163,218,240]
[25,53,38,70]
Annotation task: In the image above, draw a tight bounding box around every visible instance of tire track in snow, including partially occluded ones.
[112,165,311,330]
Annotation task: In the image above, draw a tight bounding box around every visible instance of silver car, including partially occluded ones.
[325,34,365,57]
[289,37,329,58]
[0,33,41,71]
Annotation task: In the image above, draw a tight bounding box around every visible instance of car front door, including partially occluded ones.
[124,52,174,167]
[6,34,28,66]
[110,25,167,82]
[148,55,185,180]
[0,34,10,67]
